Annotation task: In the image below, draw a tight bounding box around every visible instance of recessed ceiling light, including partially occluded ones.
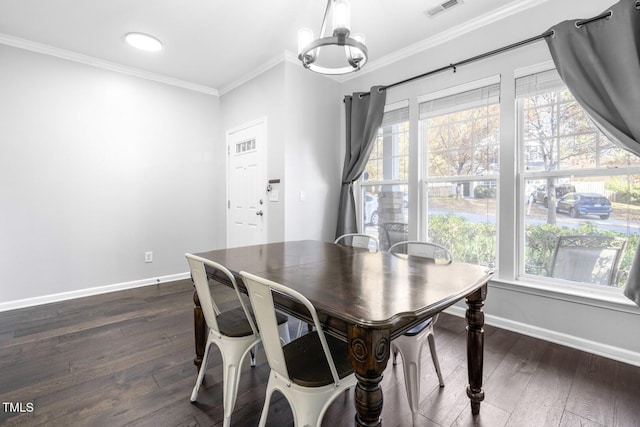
[124,32,162,52]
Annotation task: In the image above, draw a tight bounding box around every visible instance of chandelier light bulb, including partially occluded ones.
[298,28,314,55]
[332,0,351,34]
[349,33,365,61]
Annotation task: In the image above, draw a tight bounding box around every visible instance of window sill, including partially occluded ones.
[489,276,640,315]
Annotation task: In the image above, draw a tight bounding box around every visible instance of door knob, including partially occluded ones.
[256,210,263,216]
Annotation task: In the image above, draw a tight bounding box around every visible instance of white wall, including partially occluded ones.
[340,0,640,366]
[283,61,342,242]
[0,44,224,308]
[220,59,341,244]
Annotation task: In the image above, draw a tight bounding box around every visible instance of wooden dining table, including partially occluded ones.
[193,240,493,426]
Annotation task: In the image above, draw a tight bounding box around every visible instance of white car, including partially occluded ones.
[364,193,379,225]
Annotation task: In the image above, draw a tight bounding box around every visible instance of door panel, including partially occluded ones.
[227,120,266,248]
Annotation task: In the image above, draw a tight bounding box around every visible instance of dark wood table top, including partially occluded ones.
[196,240,492,330]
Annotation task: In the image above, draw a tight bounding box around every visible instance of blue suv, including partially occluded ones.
[556,192,612,219]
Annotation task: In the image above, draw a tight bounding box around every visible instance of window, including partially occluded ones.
[355,65,639,302]
[235,138,256,153]
[419,80,501,267]
[361,101,409,248]
[518,69,640,290]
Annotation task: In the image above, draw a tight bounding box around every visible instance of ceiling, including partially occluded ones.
[0,0,546,94]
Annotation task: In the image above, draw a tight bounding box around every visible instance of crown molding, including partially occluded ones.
[339,0,552,83]
[284,49,301,66]
[0,33,219,96]
[218,52,288,96]
[220,50,350,95]
[219,50,346,96]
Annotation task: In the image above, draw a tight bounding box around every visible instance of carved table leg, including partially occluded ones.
[193,289,206,371]
[348,325,390,426]
[465,284,487,415]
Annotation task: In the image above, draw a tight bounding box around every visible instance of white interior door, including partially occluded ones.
[226,120,267,248]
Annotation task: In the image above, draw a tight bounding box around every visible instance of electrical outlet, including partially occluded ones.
[145,251,153,263]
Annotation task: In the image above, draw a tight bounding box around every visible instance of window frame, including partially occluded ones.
[358,100,410,234]
[354,63,639,306]
[515,68,640,294]
[417,77,501,267]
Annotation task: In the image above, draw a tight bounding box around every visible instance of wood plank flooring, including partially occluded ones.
[1,279,639,426]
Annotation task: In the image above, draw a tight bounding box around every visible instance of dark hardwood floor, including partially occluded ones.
[1,278,639,426]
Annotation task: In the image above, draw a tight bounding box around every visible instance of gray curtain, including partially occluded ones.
[335,86,386,238]
[546,0,640,306]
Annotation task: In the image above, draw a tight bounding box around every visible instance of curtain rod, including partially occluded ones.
[355,9,613,97]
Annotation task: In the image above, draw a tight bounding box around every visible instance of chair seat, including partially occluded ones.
[284,331,354,387]
[217,307,288,337]
[403,317,433,337]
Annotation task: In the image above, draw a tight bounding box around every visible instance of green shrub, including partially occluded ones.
[428,214,496,267]
[427,213,636,288]
[605,177,640,206]
[473,185,496,199]
[613,191,640,206]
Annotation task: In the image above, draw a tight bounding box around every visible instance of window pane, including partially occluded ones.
[420,82,500,268]
[363,121,409,182]
[427,180,496,267]
[600,141,632,167]
[519,70,640,291]
[558,134,596,168]
[425,104,499,177]
[362,184,408,249]
[361,106,409,241]
[521,89,639,171]
[523,176,640,289]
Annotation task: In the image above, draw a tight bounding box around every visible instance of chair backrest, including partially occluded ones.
[550,235,627,286]
[185,253,257,336]
[334,233,379,251]
[388,240,452,264]
[382,222,409,249]
[240,271,341,386]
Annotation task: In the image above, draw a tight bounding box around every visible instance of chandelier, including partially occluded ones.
[297,0,368,75]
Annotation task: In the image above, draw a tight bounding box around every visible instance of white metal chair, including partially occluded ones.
[388,240,453,264]
[387,241,449,421]
[240,271,357,427]
[185,254,290,427]
[334,233,379,251]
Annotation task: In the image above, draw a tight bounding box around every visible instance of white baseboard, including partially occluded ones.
[0,272,191,313]
[445,305,640,368]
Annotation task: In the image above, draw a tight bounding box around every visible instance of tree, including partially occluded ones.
[522,91,592,224]
[427,105,499,198]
